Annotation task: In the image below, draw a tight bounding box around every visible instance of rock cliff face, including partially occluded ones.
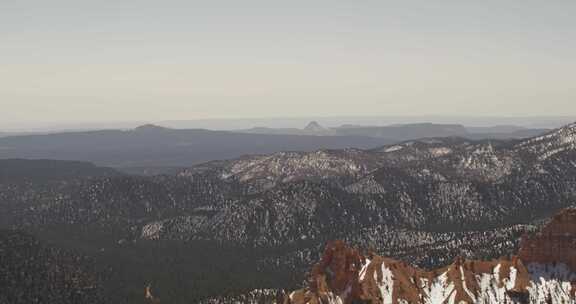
[285,208,576,304]
[519,208,576,272]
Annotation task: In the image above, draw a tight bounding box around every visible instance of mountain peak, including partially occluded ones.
[303,121,326,132]
[133,124,170,132]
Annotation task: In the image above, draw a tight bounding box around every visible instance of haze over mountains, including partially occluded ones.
[3,116,571,133]
[0,124,391,174]
[0,122,547,175]
[1,121,575,303]
[240,121,547,140]
[158,116,573,131]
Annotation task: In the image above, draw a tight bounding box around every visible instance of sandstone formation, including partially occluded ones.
[285,208,576,304]
[519,208,576,271]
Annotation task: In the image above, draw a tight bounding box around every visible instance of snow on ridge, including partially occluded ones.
[218,149,384,185]
[384,145,403,153]
[376,262,394,304]
[367,260,574,304]
[423,271,455,304]
[429,147,452,156]
[516,123,576,160]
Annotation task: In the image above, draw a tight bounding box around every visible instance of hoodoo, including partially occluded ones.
[285,208,576,304]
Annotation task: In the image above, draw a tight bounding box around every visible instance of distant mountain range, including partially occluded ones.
[0,124,393,174]
[158,116,573,131]
[0,122,547,175]
[239,121,548,140]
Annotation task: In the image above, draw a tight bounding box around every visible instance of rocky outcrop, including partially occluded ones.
[288,251,534,304]
[286,208,576,304]
[518,208,576,271]
[284,241,363,304]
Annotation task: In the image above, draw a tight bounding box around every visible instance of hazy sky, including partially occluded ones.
[1,0,575,128]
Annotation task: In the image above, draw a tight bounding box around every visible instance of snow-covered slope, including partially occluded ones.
[179,149,387,191]
[515,122,576,160]
[179,122,576,193]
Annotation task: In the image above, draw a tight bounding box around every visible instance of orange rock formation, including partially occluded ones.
[285,208,576,304]
[518,208,576,271]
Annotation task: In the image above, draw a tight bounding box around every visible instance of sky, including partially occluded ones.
[1,0,575,128]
